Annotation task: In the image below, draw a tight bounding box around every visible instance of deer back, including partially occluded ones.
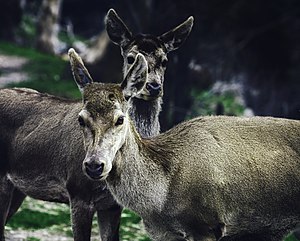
[154,116,300,233]
[0,88,89,199]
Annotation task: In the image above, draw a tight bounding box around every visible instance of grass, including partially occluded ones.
[120,209,151,241]
[8,208,70,230]
[7,199,72,236]
[6,198,149,240]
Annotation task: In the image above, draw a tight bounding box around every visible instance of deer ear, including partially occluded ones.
[105,9,132,47]
[68,48,93,93]
[121,53,148,99]
[159,16,194,53]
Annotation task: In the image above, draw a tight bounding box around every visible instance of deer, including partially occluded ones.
[74,53,300,240]
[105,9,194,137]
[0,8,193,241]
[0,50,150,240]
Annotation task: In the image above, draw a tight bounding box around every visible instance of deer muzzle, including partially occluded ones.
[146,82,162,97]
[83,156,104,180]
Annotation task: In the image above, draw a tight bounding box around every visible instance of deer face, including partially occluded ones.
[79,86,130,180]
[69,48,147,180]
[105,9,193,100]
[121,35,167,100]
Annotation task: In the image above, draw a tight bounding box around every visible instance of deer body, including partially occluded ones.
[0,8,193,240]
[2,89,80,203]
[76,57,300,240]
[0,88,119,241]
[107,115,300,240]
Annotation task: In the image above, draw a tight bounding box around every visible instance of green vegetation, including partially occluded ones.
[16,14,37,45]
[6,198,149,240]
[0,41,80,99]
[27,237,41,241]
[120,209,151,241]
[285,233,300,241]
[8,207,70,230]
[7,199,72,236]
[187,89,245,119]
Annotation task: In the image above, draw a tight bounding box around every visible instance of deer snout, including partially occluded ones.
[146,82,161,97]
[83,158,104,180]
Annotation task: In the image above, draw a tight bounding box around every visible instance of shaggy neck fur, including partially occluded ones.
[107,123,170,216]
[129,97,162,138]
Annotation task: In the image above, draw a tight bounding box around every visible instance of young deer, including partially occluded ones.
[0,9,193,240]
[0,50,150,241]
[105,9,194,137]
[76,54,300,241]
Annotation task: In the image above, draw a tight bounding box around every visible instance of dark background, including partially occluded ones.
[1,0,299,131]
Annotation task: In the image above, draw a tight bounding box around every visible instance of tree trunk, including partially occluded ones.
[36,0,62,54]
[82,30,110,64]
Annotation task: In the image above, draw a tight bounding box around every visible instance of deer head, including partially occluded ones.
[69,48,147,180]
[105,9,194,100]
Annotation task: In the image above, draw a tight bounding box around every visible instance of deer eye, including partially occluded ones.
[108,93,115,101]
[115,116,124,126]
[127,55,135,64]
[78,116,86,127]
[161,59,168,68]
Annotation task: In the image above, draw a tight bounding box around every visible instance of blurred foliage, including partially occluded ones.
[0,41,80,99]
[14,11,84,49]
[285,233,299,241]
[187,89,244,119]
[15,14,37,46]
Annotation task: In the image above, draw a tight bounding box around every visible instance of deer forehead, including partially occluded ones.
[125,36,166,56]
[133,34,165,52]
[126,46,166,68]
[83,83,126,118]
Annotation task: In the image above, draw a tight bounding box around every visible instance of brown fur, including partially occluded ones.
[80,82,300,241]
[0,48,151,241]
[105,9,193,137]
[0,87,122,241]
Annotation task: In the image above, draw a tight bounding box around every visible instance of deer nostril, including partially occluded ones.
[146,82,162,97]
[84,161,104,179]
[146,82,161,91]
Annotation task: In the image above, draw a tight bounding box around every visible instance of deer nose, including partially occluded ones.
[84,160,104,180]
[146,82,161,96]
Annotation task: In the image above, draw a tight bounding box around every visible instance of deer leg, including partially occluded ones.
[5,188,26,223]
[97,204,122,241]
[0,176,14,241]
[69,197,95,241]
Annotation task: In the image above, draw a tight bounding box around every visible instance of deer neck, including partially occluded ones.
[129,97,162,138]
[106,124,169,216]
